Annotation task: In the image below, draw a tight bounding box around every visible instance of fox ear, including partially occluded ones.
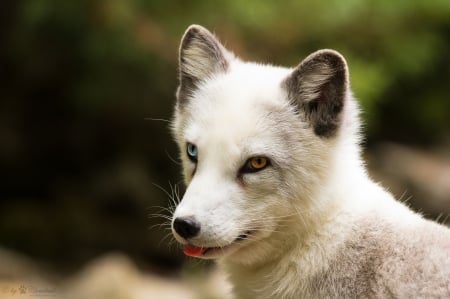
[177,25,231,104]
[283,50,349,137]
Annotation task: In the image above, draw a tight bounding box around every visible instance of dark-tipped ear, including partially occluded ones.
[177,25,231,104]
[282,49,349,138]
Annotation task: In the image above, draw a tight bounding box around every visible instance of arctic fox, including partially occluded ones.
[170,25,450,298]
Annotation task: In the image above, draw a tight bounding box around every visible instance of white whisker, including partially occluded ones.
[144,117,170,123]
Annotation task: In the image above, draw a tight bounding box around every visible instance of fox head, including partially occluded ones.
[170,25,358,264]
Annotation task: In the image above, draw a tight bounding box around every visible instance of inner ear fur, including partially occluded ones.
[283,49,349,138]
[177,25,231,105]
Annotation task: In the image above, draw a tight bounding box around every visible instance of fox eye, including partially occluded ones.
[240,157,269,173]
[186,143,198,162]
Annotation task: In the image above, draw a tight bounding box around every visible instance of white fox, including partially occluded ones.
[170,25,450,299]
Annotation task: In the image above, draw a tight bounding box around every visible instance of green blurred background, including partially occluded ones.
[1,0,450,279]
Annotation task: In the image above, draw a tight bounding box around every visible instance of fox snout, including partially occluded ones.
[173,216,201,240]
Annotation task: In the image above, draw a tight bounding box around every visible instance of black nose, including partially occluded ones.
[173,216,201,239]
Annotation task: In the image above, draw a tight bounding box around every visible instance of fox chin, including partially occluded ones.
[169,24,450,299]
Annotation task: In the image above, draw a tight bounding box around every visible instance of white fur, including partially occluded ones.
[171,25,450,299]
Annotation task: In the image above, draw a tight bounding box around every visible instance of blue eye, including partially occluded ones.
[186,143,198,162]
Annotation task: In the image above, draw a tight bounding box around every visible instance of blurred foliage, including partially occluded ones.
[0,0,449,272]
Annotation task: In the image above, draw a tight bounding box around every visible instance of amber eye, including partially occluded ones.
[250,157,268,169]
[240,157,270,174]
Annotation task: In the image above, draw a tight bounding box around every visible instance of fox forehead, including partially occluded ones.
[181,61,293,141]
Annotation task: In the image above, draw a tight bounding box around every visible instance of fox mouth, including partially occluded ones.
[183,231,251,258]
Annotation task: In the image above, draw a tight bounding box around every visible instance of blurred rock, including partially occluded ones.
[368,143,450,224]
[62,253,231,299]
[0,248,231,299]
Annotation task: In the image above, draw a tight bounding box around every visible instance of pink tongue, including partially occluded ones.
[183,244,205,257]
